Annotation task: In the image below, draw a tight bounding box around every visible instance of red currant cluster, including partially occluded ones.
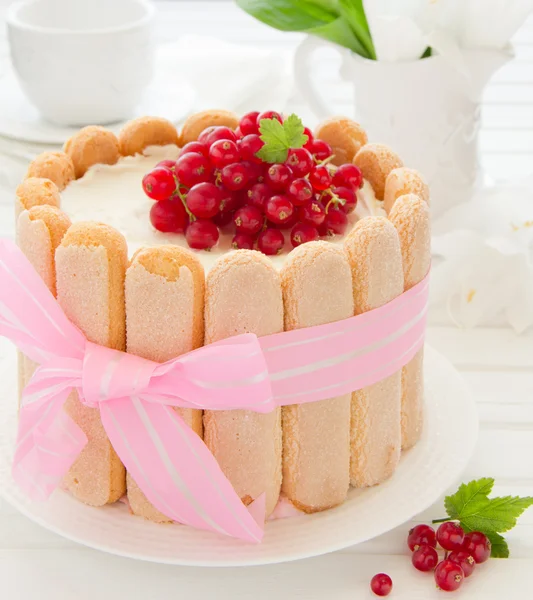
[142,110,363,254]
[370,522,492,596]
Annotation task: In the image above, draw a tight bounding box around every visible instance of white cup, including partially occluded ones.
[7,0,155,126]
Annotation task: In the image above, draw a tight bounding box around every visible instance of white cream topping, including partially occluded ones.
[60,146,384,271]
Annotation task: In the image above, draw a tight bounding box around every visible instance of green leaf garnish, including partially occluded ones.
[436,477,533,558]
[256,113,308,163]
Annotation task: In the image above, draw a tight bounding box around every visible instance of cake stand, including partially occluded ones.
[0,338,478,566]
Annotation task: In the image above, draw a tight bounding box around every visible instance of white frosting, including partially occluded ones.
[60,146,384,271]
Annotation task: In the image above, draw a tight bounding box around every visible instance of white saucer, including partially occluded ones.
[0,340,478,566]
[0,52,196,146]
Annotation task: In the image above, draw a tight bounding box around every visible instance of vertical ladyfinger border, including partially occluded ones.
[389,194,431,449]
[125,245,205,522]
[55,221,127,506]
[16,205,71,398]
[344,217,405,487]
[281,241,353,512]
[203,250,283,517]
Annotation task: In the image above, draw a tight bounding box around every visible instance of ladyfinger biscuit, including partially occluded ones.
[125,246,205,522]
[344,217,404,487]
[281,242,353,512]
[314,117,368,166]
[389,194,431,449]
[353,144,403,200]
[15,178,60,220]
[26,152,75,191]
[55,222,127,506]
[118,117,179,157]
[64,126,120,178]
[16,206,71,399]
[179,110,240,146]
[384,167,430,214]
[204,250,283,517]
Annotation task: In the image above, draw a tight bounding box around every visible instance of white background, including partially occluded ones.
[0,2,532,598]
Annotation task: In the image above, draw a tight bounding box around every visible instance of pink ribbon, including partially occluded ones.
[0,239,429,543]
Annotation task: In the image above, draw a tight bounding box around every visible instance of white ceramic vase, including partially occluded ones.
[295,38,513,217]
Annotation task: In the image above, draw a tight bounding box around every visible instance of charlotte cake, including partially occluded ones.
[15,110,430,525]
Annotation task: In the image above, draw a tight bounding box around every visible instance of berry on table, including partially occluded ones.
[434,559,464,592]
[186,182,223,219]
[436,522,465,552]
[175,152,212,188]
[185,219,219,250]
[462,531,491,564]
[290,222,319,247]
[448,550,476,577]
[221,162,249,191]
[234,205,263,236]
[150,198,188,233]
[265,163,293,191]
[232,232,255,250]
[239,111,260,136]
[332,163,363,190]
[411,543,439,572]
[257,228,284,255]
[209,139,240,168]
[265,195,294,225]
[407,524,437,552]
[309,165,332,191]
[257,110,283,126]
[142,167,176,201]
[287,178,313,206]
[239,134,264,164]
[370,573,392,597]
[180,141,209,158]
[285,147,314,177]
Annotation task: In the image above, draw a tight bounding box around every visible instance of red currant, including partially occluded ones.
[448,551,476,577]
[240,160,263,184]
[212,210,234,228]
[285,147,314,177]
[209,139,240,168]
[232,232,255,250]
[221,163,249,191]
[434,560,464,592]
[331,186,357,214]
[239,134,264,164]
[287,178,314,206]
[437,522,465,552]
[303,126,314,147]
[234,127,242,139]
[142,167,176,201]
[156,159,176,171]
[333,163,363,190]
[186,182,223,219]
[199,126,237,146]
[319,206,348,236]
[149,198,187,233]
[308,139,332,162]
[175,152,212,188]
[407,524,437,552]
[370,573,392,597]
[180,141,209,158]
[246,182,272,211]
[239,111,260,136]
[411,544,439,572]
[290,222,319,247]
[257,228,284,255]
[185,219,219,250]
[265,195,294,225]
[309,165,332,191]
[257,110,282,126]
[265,163,293,192]
[462,531,491,564]
[234,205,263,236]
[299,200,325,227]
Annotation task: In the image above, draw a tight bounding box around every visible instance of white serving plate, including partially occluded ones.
[0,340,477,566]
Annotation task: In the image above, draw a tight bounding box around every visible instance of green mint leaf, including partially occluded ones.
[485,531,510,558]
[445,477,495,520]
[283,114,308,149]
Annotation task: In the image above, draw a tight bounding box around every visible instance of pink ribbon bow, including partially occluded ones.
[0,239,429,543]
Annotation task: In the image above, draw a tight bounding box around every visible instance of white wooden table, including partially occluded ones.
[0,3,532,598]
